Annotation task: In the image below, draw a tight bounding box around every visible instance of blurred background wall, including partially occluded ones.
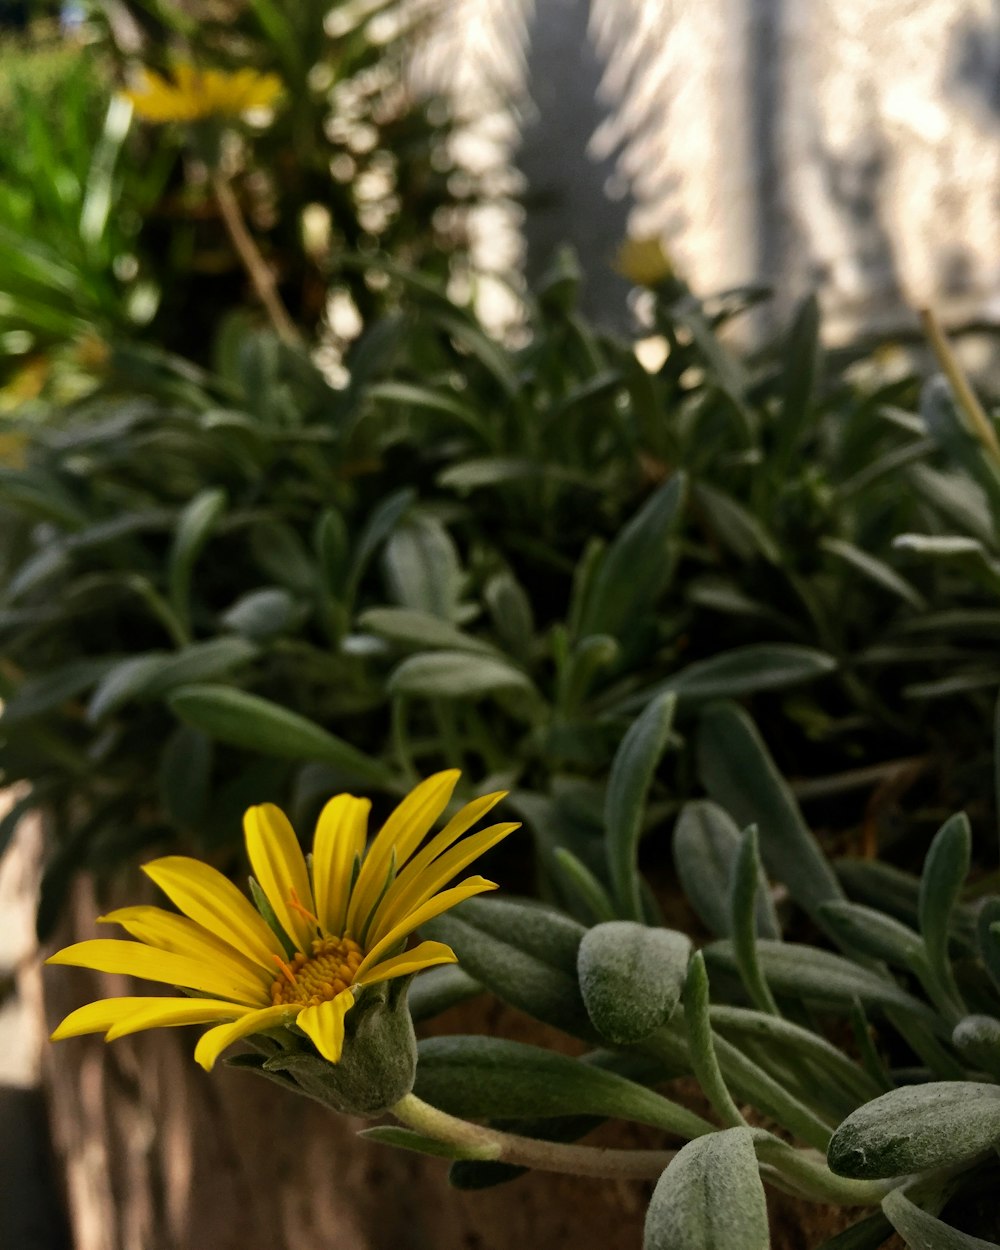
[416,0,1000,338]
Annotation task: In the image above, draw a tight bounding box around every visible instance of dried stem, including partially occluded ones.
[919,307,1000,463]
[211,172,301,347]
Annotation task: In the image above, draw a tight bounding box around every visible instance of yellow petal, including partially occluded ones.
[142,855,282,969]
[296,989,354,1064]
[99,906,271,1000]
[356,876,496,979]
[243,804,316,953]
[51,996,250,1041]
[354,940,457,988]
[312,794,370,936]
[348,771,459,934]
[384,791,507,893]
[372,821,518,943]
[194,1004,297,1071]
[46,939,262,1005]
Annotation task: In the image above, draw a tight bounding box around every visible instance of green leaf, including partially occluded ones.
[774,292,821,472]
[86,654,169,722]
[918,812,971,1007]
[422,897,593,1038]
[249,521,317,596]
[415,1036,712,1139]
[552,847,617,924]
[438,457,591,491]
[365,380,488,438]
[703,939,936,1021]
[358,1125,494,1161]
[882,1188,999,1250]
[158,726,212,829]
[383,514,464,621]
[697,702,844,928]
[221,588,302,641]
[142,638,259,697]
[828,1083,1000,1178]
[818,901,924,969]
[605,692,676,920]
[643,1128,769,1250]
[168,487,226,638]
[729,827,780,1014]
[673,801,780,939]
[951,1015,1000,1077]
[682,951,745,1130]
[86,640,258,721]
[708,1005,881,1106]
[167,684,394,787]
[611,644,837,716]
[483,570,535,664]
[977,899,1000,993]
[348,488,416,598]
[578,922,691,1044]
[691,482,781,563]
[0,657,121,726]
[577,474,686,641]
[662,644,835,704]
[387,651,537,702]
[820,537,927,610]
[358,607,497,656]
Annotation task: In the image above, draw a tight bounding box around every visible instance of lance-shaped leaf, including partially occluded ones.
[828,1082,1000,1179]
[578,921,691,1044]
[605,692,676,920]
[168,487,226,637]
[387,651,538,703]
[576,473,686,642]
[918,812,970,1008]
[644,1128,769,1250]
[415,1036,712,1140]
[423,897,593,1038]
[703,939,936,1022]
[167,684,394,787]
[882,1187,1000,1249]
[674,801,780,939]
[697,701,843,927]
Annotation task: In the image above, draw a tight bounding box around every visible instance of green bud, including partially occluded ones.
[235,980,417,1117]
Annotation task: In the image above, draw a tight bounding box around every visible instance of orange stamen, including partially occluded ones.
[272,954,298,986]
[288,888,320,928]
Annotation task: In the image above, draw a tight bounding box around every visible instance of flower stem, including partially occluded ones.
[211,172,301,347]
[390,1093,678,1179]
[920,306,1000,463]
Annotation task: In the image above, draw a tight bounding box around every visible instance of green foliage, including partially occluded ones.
[644,1128,769,1250]
[409,700,1000,1247]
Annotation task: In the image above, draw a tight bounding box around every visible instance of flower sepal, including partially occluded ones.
[240,979,418,1117]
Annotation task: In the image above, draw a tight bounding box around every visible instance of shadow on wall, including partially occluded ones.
[0,1085,71,1250]
[517,0,637,325]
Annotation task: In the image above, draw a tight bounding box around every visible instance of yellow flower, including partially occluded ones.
[614,237,674,288]
[48,772,517,1071]
[123,63,284,124]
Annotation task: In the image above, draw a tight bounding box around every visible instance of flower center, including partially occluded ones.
[270,935,363,1007]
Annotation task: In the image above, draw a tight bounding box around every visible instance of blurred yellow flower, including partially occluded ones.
[0,429,28,466]
[48,772,517,1070]
[124,63,284,124]
[615,237,674,288]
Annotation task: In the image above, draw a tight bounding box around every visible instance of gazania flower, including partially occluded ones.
[614,237,674,288]
[48,772,517,1071]
[123,63,284,124]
